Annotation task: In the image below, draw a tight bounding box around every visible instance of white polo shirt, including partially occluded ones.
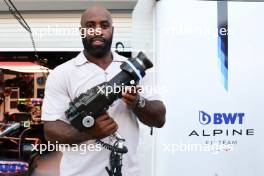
[41,51,159,176]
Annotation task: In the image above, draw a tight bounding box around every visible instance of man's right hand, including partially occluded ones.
[87,113,118,139]
[44,113,118,145]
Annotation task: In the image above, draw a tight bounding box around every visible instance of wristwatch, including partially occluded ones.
[136,95,146,109]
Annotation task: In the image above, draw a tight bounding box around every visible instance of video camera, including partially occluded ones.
[65,52,153,131]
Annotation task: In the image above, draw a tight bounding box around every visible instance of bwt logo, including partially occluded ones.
[199,111,244,125]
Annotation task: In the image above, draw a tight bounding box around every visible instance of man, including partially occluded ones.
[42,5,166,176]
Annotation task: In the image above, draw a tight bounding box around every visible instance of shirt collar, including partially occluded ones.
[74,50,126,66]
[74,51,88,66]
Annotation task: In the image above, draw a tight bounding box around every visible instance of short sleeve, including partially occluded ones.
[41,69,71,123]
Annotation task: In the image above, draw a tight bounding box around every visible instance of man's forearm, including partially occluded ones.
[133,100,166,128]
[44,120,91,145]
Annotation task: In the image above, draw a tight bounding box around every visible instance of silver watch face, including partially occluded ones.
[137,96,146,108]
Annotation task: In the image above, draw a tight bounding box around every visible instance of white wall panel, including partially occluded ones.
[155,1,264,176]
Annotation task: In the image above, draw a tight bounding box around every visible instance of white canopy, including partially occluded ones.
[0,62,50,73]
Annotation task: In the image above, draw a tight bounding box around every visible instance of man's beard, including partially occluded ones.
[82,35,113,58]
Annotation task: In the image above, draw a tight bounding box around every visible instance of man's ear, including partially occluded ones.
[112,26,114,34]
[79,26,84,33]
[79,26,85,38]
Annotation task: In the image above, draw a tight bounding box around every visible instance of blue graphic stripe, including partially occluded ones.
[217,1,228,91]
[218,36,228,90]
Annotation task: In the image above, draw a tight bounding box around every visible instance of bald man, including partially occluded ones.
[42,5,166,176]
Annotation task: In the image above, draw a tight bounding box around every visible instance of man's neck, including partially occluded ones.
[84,50,113,70]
